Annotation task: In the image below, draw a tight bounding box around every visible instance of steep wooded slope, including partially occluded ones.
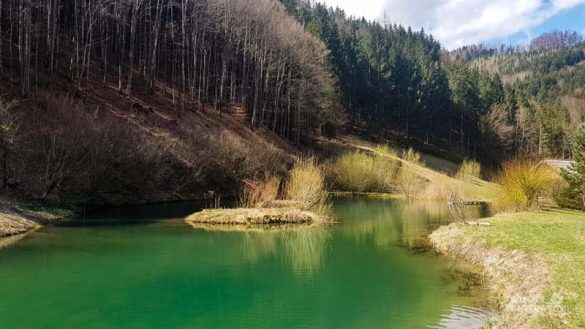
[1,0,336,205]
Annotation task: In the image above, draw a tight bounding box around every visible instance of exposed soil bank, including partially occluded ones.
[430,210,585,328]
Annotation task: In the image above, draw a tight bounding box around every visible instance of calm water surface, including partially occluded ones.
[0,198,492,329]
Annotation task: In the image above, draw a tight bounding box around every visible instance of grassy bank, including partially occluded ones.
[0,197,73,241]
[0,212,39,237]
[430,210,585,328]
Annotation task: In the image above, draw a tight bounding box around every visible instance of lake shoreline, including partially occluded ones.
[430,223,543,328]
[430,210,585,328]
[0,197,73,241]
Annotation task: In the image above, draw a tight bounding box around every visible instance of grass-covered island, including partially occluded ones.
[431,210,585,329]
[186,158,332,227]
[186,208,322,225]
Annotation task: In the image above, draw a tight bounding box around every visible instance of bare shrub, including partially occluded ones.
[483,105,515,156]
[0,100,21,187]
[189,129,288,192]
[330,152,377,192]
[9,94,182,204]
[240,176,281,208]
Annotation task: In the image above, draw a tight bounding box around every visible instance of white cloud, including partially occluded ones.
[554,0,585,10]
[376,0,585,49]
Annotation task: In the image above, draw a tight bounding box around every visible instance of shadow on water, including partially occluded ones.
[63,199,235,226]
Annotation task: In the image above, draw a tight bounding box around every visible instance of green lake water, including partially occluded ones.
[0,198,492,329]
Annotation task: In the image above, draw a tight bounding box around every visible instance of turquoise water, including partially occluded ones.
[0,199,491,329]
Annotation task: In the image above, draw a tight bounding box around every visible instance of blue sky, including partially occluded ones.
[487,2,585,46]
[319,0,585,49]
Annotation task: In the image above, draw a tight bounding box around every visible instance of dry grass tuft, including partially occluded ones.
[401,147,421,164]
[373,144,398,158]
[456,159,482,181]
[397,148,427,199]
[286,157,330,217]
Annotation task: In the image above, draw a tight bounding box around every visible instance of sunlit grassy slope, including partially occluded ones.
[337,136,500,202]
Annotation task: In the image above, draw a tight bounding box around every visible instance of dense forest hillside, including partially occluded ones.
[1,0,333,204]
[0,0,583,205]
[455,35,585,158]
[281,0,516,161]
[282,1,585,161]
[5,0,338,139]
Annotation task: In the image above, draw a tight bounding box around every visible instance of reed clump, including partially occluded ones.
[329,147,399,193]
[286,157,330,217]
[494,158,560,211]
